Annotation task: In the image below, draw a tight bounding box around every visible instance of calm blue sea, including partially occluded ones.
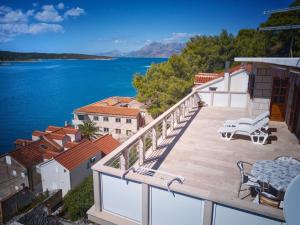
[0,58,166,153]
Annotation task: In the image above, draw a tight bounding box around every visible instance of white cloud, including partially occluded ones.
[27,23,63,34]
[163,32,196,43]
[0,4,85,43]
[35,5,63,22]
[0,6,33,23]
[57,2,64,10]
[64,7,85,18]
[0,23,63,40]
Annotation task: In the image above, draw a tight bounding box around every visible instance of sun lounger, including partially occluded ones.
[224,111,269,127]
[218,117,269,145]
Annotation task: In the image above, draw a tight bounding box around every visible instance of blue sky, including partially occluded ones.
[0,0,293,54]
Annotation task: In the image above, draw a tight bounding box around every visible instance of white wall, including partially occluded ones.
[196,70,249,93]
[73,113,138,139]
[195,70,249,108]
[69,152,101,189]
[101,174,142,222]
[40,160,71,196]
[230,71,249,92]
[149,187,204,225]
[213,204,284,225]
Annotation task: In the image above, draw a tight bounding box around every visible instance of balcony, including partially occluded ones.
[87,90,299,225]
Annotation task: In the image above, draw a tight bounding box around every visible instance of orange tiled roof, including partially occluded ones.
[75,96,140,117]
[76,105,140,117]
[55,135,120,170]
[43,151,60,160]
[15,139,33,146]
[44,133,68,141]
[46,126,78,135]
[194,64,252,85]
[32,130,46,137]
[64,141,78,149]
[91,134,120,155]
[9,139,62,168]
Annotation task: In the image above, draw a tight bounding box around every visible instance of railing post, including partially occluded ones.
[152,127,157,151]
[93,170,101,211]
[120,148,129,170]
[142,183,149,225]
[138,137,145,166]
[228,92,231,107]
[162,119,167,139]
[170,112,174,131]
[211,92,214,106]
[182,104,185,118]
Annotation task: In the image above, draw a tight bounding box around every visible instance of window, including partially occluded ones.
[12,170,17,176]
[21,172,25,178]
[209,87,217,91]
[116,129,121,134]
[103,117,109,122]
[78,115,84,120]
[40,144,48,149]
[115,117,121,123]
[104,127,109,132]
[126,118,132,124]
[93,116,99,121]
[126,130,132,136]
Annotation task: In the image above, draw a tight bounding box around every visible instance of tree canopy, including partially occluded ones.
[134,0,300,118]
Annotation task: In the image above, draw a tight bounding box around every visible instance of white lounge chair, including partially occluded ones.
[224,111,269,127]
[218,117,269,145]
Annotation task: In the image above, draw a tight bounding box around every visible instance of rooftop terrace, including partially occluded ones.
[89,90,299,225]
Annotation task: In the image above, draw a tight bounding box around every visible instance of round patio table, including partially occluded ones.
[251,160,300,192]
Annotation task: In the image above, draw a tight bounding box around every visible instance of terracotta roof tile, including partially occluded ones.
[55,135,120,170]
[9,139,62,168]
[75,105,140,117]
[32,131,46,137]
[194,64,252,85]
[91,134,120,155]
[46,126,78,135]
[64,142,78,149]
[75,96,140,117]
[43,151,60,160]
[15,139,33,146]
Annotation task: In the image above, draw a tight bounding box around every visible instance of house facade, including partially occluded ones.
[40,135,120,196]
[235,57,300,142]
[73,96,145,141]
[0,125,81,200]
[0,154,29,200]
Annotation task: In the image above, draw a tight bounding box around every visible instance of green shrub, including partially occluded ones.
[64,176,93,221]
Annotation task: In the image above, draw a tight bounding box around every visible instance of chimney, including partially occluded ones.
[224,61,230,91]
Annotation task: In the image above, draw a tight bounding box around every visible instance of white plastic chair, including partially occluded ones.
[224,111,269,127]
[218,118,269,145]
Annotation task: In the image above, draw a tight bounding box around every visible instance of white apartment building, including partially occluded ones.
[73,96,145,141]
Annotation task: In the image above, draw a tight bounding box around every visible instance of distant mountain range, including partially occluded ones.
[0,51,112,62]
[99,42,186,58]
[1,42,185,61]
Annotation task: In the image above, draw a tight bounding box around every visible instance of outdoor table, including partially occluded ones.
[251,160,300,192]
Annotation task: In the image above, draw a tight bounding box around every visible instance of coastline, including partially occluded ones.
[0,58,116,63]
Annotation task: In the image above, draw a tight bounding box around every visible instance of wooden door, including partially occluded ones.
[270,77,289,121]
[289,84,300,138]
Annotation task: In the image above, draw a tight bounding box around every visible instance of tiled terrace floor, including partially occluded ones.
[152,106,300,201]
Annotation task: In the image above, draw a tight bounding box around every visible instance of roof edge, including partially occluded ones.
[235,57,300,68]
